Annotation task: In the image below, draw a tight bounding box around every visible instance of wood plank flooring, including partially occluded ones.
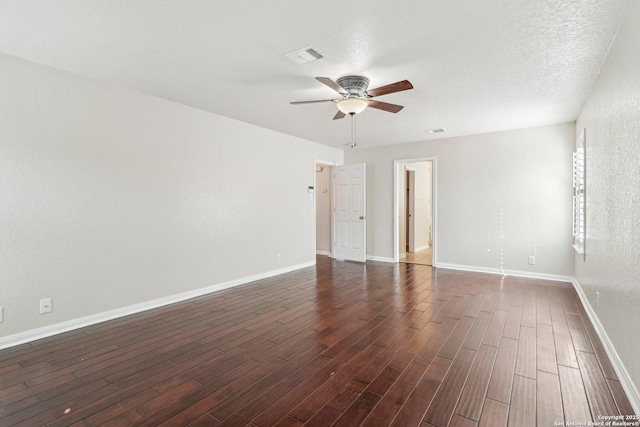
[399,247,432,266]
[0,256,635,426]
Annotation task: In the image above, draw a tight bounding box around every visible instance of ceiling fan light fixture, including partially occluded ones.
[336,97,369,115]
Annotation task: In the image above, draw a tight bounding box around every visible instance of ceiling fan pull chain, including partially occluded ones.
[351,112,356,148]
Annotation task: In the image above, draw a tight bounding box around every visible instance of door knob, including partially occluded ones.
[359,216,365,220]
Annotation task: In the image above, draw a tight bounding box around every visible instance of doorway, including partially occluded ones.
[315,162,334,258]
[394,158,435,266]
[314,161,367,263]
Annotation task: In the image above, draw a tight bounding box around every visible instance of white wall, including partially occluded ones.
[0,54,342,341]
[315,165,332,254]
[574,0,640,404]
[345,123,574,276]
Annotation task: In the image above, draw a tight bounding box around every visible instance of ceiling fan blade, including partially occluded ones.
[367,80,413,97]
[316,77,347,94]
[290,99,336,105]
[367,100,404,113]
[333,110,346,120]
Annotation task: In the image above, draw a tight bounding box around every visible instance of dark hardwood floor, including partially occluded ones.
[0,256,635,426]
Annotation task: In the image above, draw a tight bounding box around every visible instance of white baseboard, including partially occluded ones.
[315,250,331,256]
[367,255,395,263]
[431,263,639,413]
[571,278,640,415]
[0,261,315,351]
[415,244,430,252]
[434,262,574,283]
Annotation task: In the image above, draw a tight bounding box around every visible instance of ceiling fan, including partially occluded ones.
[290,75,413,120]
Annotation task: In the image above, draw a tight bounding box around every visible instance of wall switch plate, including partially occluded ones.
[40,298,52,314]
[276,253,281,261]
[528,256,535,265]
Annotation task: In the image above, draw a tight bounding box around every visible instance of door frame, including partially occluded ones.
[314,159,339,259]
[405,167,416,253]
[393,157,437,264]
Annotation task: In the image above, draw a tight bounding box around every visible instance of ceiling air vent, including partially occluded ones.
[285,46,325,65]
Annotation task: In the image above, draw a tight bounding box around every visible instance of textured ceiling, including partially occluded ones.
[0,0,630,149]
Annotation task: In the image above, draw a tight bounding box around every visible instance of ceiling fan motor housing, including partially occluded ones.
[336,75,370,97]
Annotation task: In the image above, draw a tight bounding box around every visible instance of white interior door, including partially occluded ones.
[333,163,366,262]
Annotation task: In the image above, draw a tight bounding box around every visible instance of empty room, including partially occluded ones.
[1,1,639,426]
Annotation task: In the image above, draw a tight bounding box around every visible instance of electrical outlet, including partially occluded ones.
[276,253,281,262]
[40,298,52,314]
[528,256,535,265]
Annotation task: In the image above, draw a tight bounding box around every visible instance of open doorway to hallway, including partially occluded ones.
[315,162,333,258]
[315,161,367,263]
[395,159,435,266]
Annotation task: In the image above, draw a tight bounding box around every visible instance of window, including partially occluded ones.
[573,129,585,255]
